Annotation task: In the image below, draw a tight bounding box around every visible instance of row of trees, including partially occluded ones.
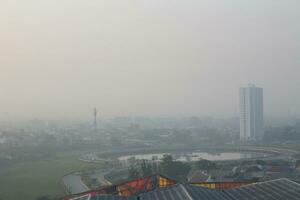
[264,125,300,142]
[128,154,191,181]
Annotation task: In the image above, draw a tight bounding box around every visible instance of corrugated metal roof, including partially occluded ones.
[138,184,232,200]
[90,195,135,200]
[137,179,300,200]
[69,178,300,200]
[139,184,191,200]
[226,178,300,200]
[185,185,232,200]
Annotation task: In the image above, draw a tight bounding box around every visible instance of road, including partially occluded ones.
[62,173,89,194]
[80,146,299,164]
[90,169,112,186]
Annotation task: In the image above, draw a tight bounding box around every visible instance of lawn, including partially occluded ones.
[0,151,103,200]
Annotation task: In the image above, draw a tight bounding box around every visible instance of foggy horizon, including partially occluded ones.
[1,2,300,200]
[1,0,300,120]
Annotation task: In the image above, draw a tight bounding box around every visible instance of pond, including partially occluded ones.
[118,151,269,162]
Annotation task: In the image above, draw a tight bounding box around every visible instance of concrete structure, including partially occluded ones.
[240,84,264,141]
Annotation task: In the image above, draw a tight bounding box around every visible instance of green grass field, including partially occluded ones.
[0,151,103,200]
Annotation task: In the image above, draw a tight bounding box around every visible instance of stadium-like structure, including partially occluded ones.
[63,174,300,200]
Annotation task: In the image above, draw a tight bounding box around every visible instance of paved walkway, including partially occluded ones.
[62,173,89,194]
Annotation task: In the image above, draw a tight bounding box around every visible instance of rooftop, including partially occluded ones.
[64,177,300,200]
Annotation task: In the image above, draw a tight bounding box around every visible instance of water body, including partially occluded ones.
[119,151,268,162]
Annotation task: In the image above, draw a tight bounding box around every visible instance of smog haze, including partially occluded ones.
[1,0,300,120]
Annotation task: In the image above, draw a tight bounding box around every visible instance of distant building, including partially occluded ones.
[240,84,264,141]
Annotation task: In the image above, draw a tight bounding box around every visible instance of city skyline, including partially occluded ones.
[1,1,300,200]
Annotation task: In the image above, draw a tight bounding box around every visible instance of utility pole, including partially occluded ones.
[94,108,97,133]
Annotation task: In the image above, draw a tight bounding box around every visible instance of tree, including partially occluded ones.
[161,154,173,163]
[128,165,140,179]
[196,159,217,171]
[295,160,300,168]
[110,136,122,146]
[161,161,190,181]
[255,160,266,166]
[160,154,191,181]
[140,160,153,177]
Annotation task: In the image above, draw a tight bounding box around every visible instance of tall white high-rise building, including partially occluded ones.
[240,84,264,141]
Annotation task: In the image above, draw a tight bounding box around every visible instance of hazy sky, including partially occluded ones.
[1,0,300,120]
